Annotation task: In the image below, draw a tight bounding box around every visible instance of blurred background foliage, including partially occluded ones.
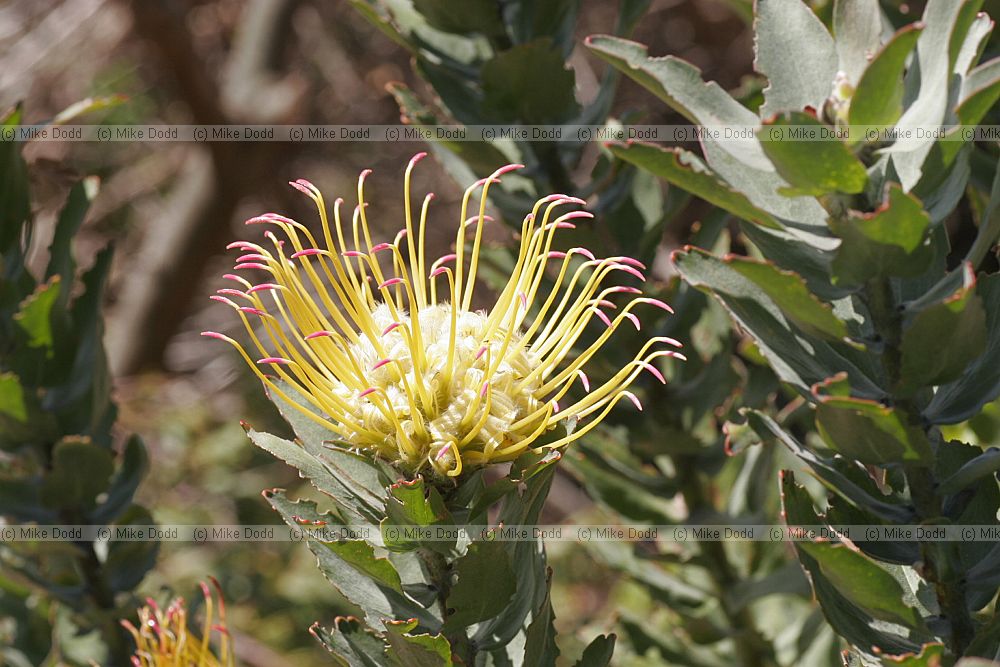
[1,0,999,665]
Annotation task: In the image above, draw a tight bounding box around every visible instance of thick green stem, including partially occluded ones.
[864,278,976,655]
[419,547,475,663]
[676,455,773,667]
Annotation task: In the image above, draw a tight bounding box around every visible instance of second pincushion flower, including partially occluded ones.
[203,155,683,478]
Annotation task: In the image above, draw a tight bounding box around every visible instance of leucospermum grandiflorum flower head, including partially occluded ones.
[203,154,683,479]
[122,579,234,667]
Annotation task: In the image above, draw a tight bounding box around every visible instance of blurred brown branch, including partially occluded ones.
[108,0,305,376]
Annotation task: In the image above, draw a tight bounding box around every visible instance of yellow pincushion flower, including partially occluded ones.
[122,579,235,667]
[203,155,683,478]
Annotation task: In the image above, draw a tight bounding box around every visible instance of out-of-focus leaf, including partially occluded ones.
[755,0,838,117]
[50,95,127,125]
[939,447,1000,495]
[673,248,883,397]
[386,82,510,178]
[833,0,882,83]
[0,372,54,446]
[45,179,98,310]
[412,0,504,36]
[758,113,868,195]
[899,271,986,393]
[925,269,1000,425]
[481,39,578,123]
[587,540,707,608]
[848,24,923,129]
[522,570,559,666]
[749,411,914,523]
[90,435,148,524]
[0,104,29,254]
[781,472,925,655]
[104,505,158,593]
[573,633,616,667]
[443,542,516,631]
[40,438,114,513]
[606,142,781,228]
[564,447,675,523]
[958,57,1000,126]
[814,396,934,465]
[890,0,973,189]
[312,615,389,665]
[829,185,933,286]
[0,476,55,522]
[14,277,61,358]
[726,256,848,340]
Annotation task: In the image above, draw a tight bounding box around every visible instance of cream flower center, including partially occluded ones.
[335,303,548,472]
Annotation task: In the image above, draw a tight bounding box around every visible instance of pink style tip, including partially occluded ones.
[382,322,402,335]
[558,211,595,222]
[624,312,641,331]
[638,298,675,314]
[408,152,428,169]
[358,388,378,399]
[378,277,406,289]
[209,295,238,308]
[638,361,667,384]
[569,247,597,261]
[623,391,643,411]
[341,251,366,258]
[371,243,393,253]
[595,309,613,327]
[372,358,393,371]
[430,267,450,278]
[238,307,268,316]
[216,288,247,298]
[200,331,231,342]
[607,285,642,295]
[490,163,525,178]
[248,283,282,293]
[547,251,568,260]
[615,257,647,270]
[576,369,591,392]
[614,264,646,281]
[236,253,269,263]
[256,357,292,365]
[288,180,318,197]
[481,382,490,397]
[234,262,269,271]
[431,254,457,268]
[305,331,334,340]
[291,248,324,258]
[226,241,255,250]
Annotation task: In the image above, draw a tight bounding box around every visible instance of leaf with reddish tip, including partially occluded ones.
[384,618,453,666]
[829,185,933,286]
[899,271,987,393]
[814,395,934,465]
